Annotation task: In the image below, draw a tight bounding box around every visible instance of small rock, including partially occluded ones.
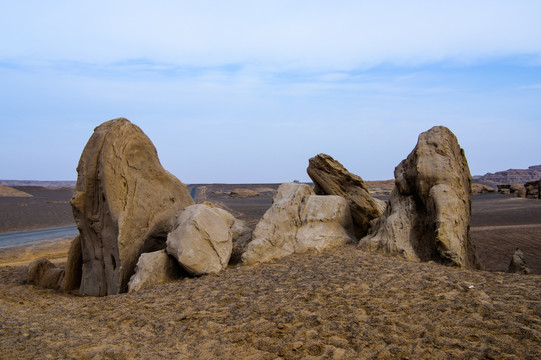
[508,248,531,274]
[28,258,65,290]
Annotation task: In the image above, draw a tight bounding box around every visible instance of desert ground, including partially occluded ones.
[0,184,540,359]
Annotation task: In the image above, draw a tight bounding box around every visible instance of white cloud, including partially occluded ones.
[1,1,540,70]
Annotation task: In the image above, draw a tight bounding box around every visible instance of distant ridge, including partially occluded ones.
[473,165,541,187]
[0,180,76,188]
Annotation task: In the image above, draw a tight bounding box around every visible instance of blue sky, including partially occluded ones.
[1,1,540,183]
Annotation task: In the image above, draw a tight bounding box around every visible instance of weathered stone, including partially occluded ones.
[67,118,193,296]
[241,183,314,264]
[307,153,383,238]
[28,258,65,290]
[127,250,184,292]
[497,184,526,197]
[242,183,355,264]
[295,195,355,252]
[472,183,496,195]
[508,248,531,274]
[166,203,235,275]
[229,219,253,264]
[525,180,541,199]
[229,189,260,198]
[360,126,480,269]
[61,235,82,292]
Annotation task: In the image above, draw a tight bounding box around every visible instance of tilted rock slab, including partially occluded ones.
[128,250,184,292]
[67,118,194,296]
[307,153,383,239]
[242,183,355,264]
[166,203,236,275]
[360,126,480,269]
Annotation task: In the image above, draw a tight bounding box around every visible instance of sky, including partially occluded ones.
[1,1,540,184]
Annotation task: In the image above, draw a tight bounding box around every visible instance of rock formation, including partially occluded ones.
[508,248,531,274]
[67,118,193,296]
[497,184,526,197]
[471,183,496,195]
[229,189,260,198]
[166,203,236,275]
[229,219,253,264]
[360,126,480,269]
[473,165,541,188]
[61,235,82,292]
[242,183,355,264]
[307,153,383,238]
[128,250,184,292]
[28,258,65,290]
[525,180,541,199]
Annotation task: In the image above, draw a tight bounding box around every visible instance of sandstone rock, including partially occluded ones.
[61,235,82,292]
[229,189,260,198]
[295,195,355,252]
[28,258,65,290]
[525,180,541,199]
[242,183,355,264]
[241,183,314,264]
[229,219,253,264]
[497,184,526,197]
[128,250,183,292]
[307,153,383,238]
[360,126,480,269]
[67,118,194,296]
[508,248,531,274]
[472,183,496,195]
[166,203,235,275]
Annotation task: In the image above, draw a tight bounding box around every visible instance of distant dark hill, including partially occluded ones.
[473,165,541,188]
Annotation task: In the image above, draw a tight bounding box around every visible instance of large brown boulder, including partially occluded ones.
[67,118,193,296]
[360,126,480,269]
[525,180,541,199]
[241,183,355,264]
[127,250,184,292]
[307,153,383,238]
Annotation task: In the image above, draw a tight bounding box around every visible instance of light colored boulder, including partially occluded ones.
[67,118,193,296]
[128,250,183,292]
[241,183,314,264]
[295,195,355,252]
[229,219,253,264]
[28,258,65,290]
[242,183,355,264]
[166,203,235,275]
[307,153,383,238]
[360,126,480,269]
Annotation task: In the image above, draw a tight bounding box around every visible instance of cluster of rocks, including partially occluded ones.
[496,180,541,199]
[34,119,529,296]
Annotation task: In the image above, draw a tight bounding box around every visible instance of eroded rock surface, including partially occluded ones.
[67,118,193,296]
[166,203,235,275]
[28,258,65,290]
[360,126,480,269]
[128,250,184,292]
[508,248,531,274]
[242,183,355,264]
[307,153,383,238]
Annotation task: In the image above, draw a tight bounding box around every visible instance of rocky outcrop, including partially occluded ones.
[473,165,541,188]
[307,153,383,238]
[242,183,355,264]
[229,189,260,198]
[360,126,480,269]
[497,184,526,197]
[472,183,496,195]
[508,248,531,274]
[525,180,541,199]
[28,258,65,290]
[166,203,235,275]
[295,195,355,252]
[67,118,193,296]
[61,235,82,292]
[128,250,184,292]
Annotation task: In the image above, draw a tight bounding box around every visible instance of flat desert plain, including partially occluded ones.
[0,185,540,359]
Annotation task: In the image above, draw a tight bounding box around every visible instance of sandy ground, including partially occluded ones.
[0,190,540,359]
